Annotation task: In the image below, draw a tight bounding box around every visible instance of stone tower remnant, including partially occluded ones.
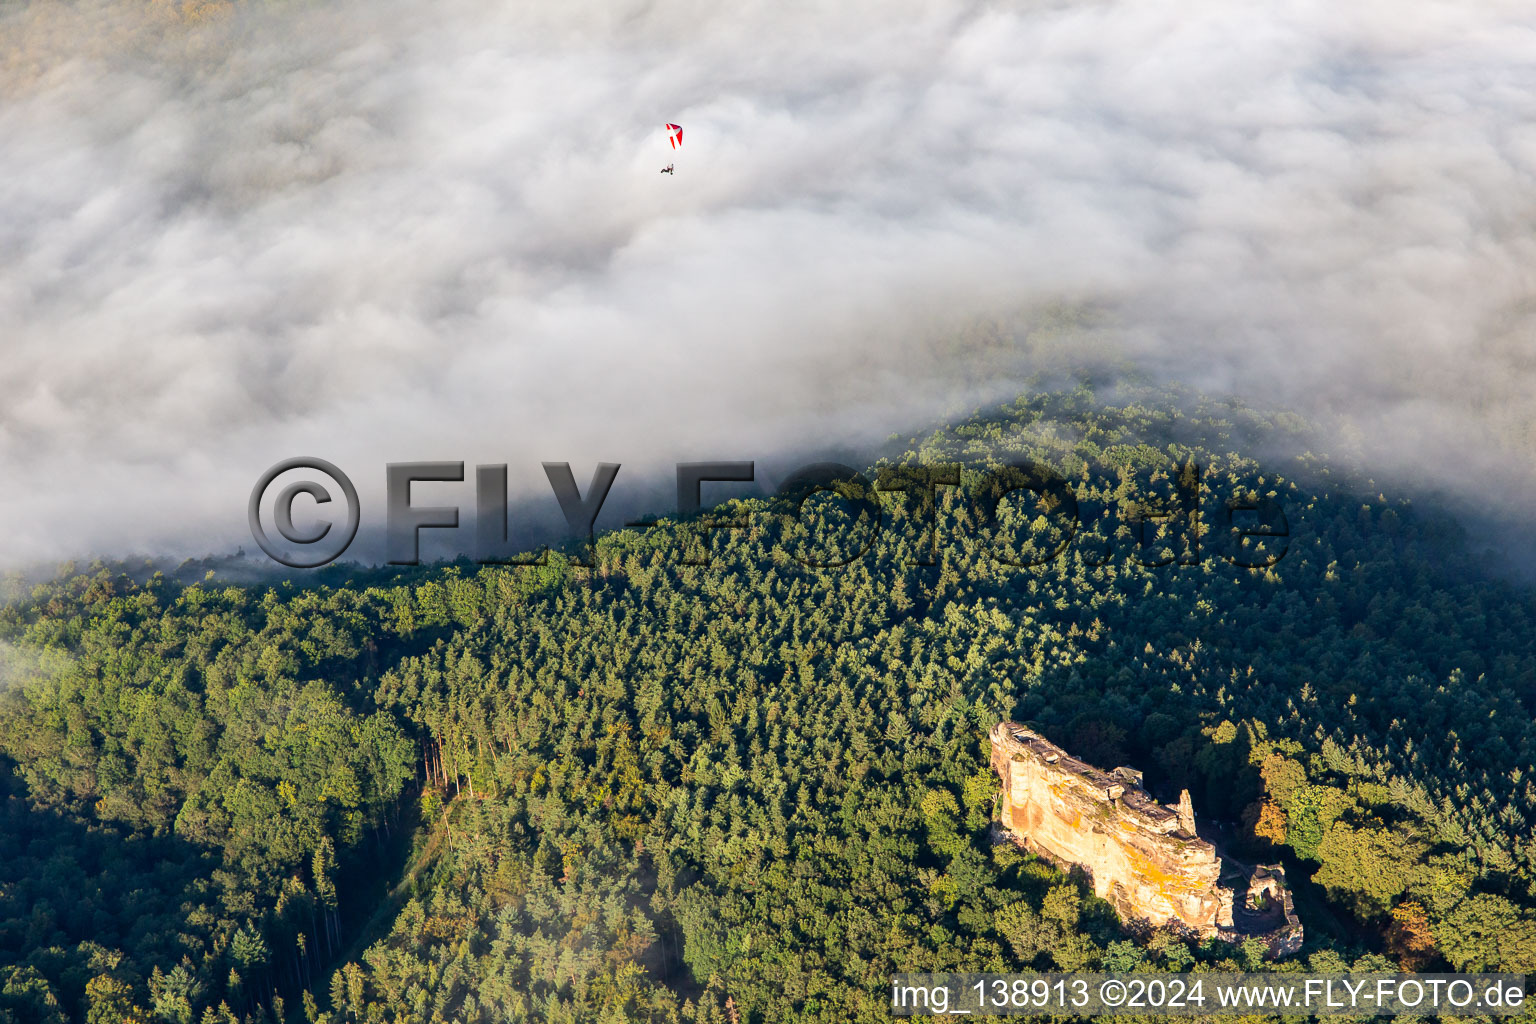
[1176,788,1196,835]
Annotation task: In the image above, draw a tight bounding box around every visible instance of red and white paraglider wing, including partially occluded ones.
[666,123,683,149]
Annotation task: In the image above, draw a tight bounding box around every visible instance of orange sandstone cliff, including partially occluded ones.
[989,722,1301,953]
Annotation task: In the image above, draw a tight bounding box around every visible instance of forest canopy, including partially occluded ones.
[2,386,1535,1023]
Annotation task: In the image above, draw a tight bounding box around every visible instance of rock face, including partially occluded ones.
[990,722,1302,954]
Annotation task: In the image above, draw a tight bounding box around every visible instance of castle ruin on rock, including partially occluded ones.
[989,722,1302,955]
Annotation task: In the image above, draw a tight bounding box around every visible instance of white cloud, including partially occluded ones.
[2,0,1535,566]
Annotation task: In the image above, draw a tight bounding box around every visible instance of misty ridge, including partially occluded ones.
[3,0,1535,570]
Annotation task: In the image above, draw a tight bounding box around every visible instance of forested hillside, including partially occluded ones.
[3,387,1536,1023]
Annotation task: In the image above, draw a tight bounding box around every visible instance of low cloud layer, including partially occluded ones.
[2,0,1535,569]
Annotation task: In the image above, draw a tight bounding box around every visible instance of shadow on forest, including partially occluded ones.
[0,748,422,1020]
[0,755,220,1016]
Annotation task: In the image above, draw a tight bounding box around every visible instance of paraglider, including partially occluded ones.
[662,123,681,174]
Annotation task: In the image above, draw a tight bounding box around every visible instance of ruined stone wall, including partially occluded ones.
[990,722,1234,935]
[1243,866,1304,957]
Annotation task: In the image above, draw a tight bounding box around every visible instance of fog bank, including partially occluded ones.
[3,0,1535,567]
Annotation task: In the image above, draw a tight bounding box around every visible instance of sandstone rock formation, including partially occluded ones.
[990,722,1301,954]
